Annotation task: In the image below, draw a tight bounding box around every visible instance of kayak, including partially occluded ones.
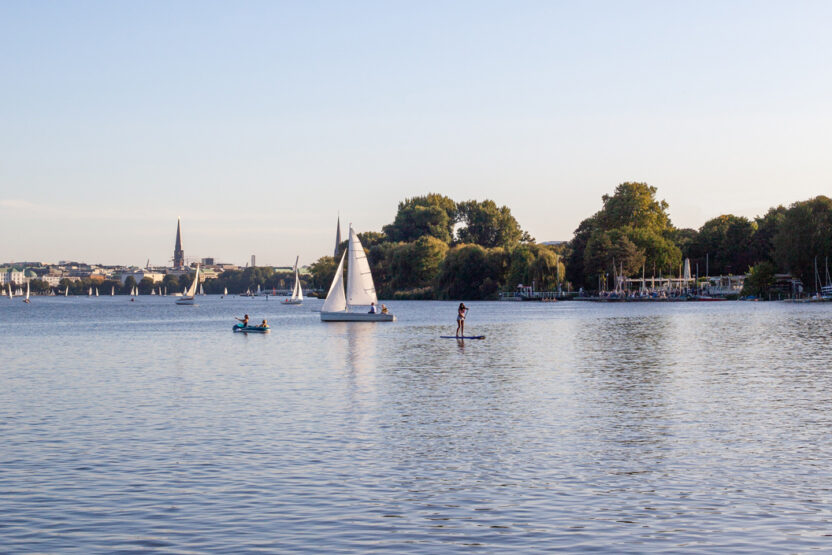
[233,324,270,333]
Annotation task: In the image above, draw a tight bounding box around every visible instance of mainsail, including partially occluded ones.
[185,265,200,297]
[346,226,377,307]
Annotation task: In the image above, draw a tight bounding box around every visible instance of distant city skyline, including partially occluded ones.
[2,1,832,265]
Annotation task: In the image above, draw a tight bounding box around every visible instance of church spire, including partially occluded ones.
[173,217,185,268]
[334,213,342,257]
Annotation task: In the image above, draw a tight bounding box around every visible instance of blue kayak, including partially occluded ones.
[233,324,270,333]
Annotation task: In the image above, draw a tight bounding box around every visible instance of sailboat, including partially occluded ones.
[321,225,395,321]
[7,283,12,300]
[283,256,304,305]
[176,264,200,305]
[223,287,228,297]
[95,287,99,297]
[111,285,115,296]
[23,282,30,303]
[88,286,93,297]
[65,285,69,297]
[199,283,204,296]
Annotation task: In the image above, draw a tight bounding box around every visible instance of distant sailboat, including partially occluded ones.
[7,284,12,300]
[95,287,99,297]
[199,283,204,295]
[176,264,200,305]
[23,282,30,303]
[65,285,69,297]
[223,287,228,296]
[88,286,93,297]
[321,225,394,321]
[283,256,304,305]
[111,285,115,296]
[256,284,261,296]
[151,287,156,295]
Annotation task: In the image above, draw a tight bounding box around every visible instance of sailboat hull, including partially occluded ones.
[320,311,395,322]
[283,299,303,305]
[175,297,197,305]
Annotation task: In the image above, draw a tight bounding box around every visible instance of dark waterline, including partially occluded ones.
[2,297,832,552]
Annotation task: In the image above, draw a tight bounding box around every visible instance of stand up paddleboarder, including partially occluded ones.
[456,303,468,337]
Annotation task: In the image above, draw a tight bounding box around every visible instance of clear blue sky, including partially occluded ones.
[2,1,831,266]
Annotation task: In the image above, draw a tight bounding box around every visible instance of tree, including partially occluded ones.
[138,277,155,295]
[750,206,786,264]
[584,229,645,285]
[773,196,832,287]
[690,215,757,275]
[122,276,137,294]
[162,274,180,293]
[742,261,776,298]
[435,244,507,299]
[456,199,532,248]
[309,256,338,290]
[598,182,672,233]
[383,194,458,243]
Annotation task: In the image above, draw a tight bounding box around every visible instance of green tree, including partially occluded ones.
[456,199,532,248]
[162,274,180,294]
[584,229,645,284]
[773,196,832,288]
[598,182,672,233]
[309,256,338,290]
[742,261,777,298]
[138,277,155,295]
[690,215,757,275]
[122,276,137,295]
[436,244,507,299]
[383,194,458,243]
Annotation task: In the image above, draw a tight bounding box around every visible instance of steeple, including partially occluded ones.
[334,213,342,257]
[173,217,184,268]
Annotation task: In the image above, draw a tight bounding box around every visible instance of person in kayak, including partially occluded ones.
[456,303,468,337]
[236,314,250,327]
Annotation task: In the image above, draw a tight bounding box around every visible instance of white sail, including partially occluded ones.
[88,286,92,296]
[296,269,304,301]
[95,287,99,297]
[256,284,261,295]
[199,283,203,295]
[25,282,30,301]
[111,286,114,296]
[185,265,200,297]
[346,226,377,307]
[223,287,227,296]
[321,251,347,313]
[8,284,12,299]
[65,285,69,297]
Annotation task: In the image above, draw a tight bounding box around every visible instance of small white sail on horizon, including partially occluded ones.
[176,265,200,305]
[88,286,92,296]
[7,284,12,300]
[24,282,30,302]
[223,287,228,296]
[111,285,115,296]
[95,287,99,297]
[284,256,304,304]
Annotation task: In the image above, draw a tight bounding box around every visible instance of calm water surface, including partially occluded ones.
[2,297,831,553]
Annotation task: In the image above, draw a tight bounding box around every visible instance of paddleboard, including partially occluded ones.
[440,335,485,340]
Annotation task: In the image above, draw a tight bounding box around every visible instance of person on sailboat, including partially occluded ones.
[236,314,250,327]
[381,304,389,314]
[456,303,468,337]
[368,302,378,314]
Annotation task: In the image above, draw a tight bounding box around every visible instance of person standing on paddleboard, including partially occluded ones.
[456,303,468,337]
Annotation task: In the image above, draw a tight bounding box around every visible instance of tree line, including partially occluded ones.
[307,187,832,300]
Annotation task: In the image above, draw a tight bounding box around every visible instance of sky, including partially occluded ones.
[1,1,831,267]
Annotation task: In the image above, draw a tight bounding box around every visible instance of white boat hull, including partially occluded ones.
[320,311,395,322]
[283,299,303,305]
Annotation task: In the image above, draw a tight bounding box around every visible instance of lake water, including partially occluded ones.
[2,296,832,553]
